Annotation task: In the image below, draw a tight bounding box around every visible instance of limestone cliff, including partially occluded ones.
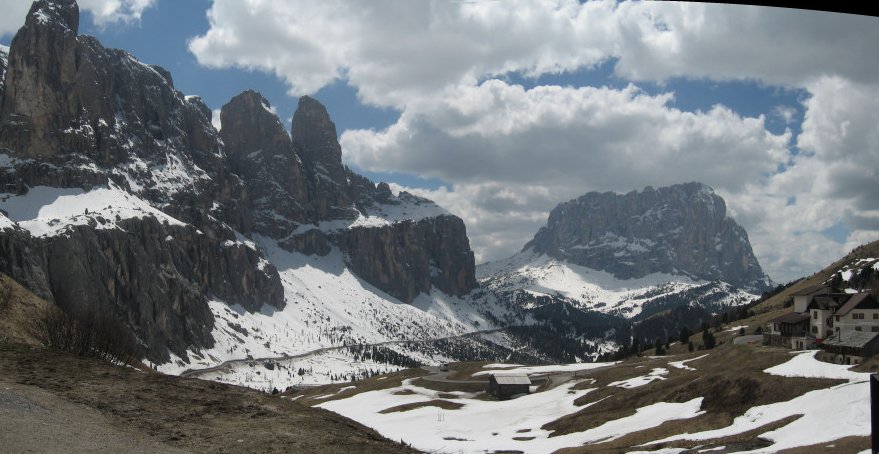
[524,182,771,292]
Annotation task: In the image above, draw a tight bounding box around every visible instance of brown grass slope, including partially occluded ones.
[755,238,879,314]
[0,273,52,346]
[0,274,414,453]
[0,342,416,453]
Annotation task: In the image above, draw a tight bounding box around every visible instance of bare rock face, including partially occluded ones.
[42,218,283,362]
[525,182,771,292]
[0,0,252,233]
[0,0,283,363]
[292,96,347,186]
[339,215,477,302]
[0,0,79,157]
[220,90,311,237]
[224,91,478,302]
[0,45,8,104]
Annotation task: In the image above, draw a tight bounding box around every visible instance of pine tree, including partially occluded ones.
[679,326,691,345]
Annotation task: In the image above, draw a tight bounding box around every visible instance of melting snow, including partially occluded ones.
[668,354,709,371]
[650,350,870,452]
[320,378,703,453]
[608,367,668,388]
[0,184,186,237]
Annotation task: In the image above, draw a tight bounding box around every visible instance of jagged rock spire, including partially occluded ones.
[291,95,347,185]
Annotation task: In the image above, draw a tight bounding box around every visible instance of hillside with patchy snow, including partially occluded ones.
[309,346,872,453]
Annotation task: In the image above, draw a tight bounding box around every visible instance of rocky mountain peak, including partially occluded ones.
[291,95,346,184]
[27,0,79,34]
[524,182,771,292]
[220,89,311,236]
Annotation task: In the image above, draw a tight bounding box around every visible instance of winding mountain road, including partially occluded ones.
[180,328,507,378]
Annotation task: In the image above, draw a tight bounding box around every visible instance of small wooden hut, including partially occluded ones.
[488,374,531,399]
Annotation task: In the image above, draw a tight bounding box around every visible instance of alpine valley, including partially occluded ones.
[0,0,773,392]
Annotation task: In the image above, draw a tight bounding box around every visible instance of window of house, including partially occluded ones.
[872,326,878,332]
[836,315,840,322]
[813,311,818,319]
[812,326,818,333]
[856,326,863,331]
[874,313,878,319]
[836,327,840,332]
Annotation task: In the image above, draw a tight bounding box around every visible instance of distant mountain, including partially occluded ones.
[524,182,771,293]
[478,183,771,350]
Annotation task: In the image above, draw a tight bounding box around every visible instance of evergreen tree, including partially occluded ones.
[654,338,665,356]
[702,328,716,349]
[679,326,691,345]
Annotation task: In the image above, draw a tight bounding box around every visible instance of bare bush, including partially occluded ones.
[34,305,142,366]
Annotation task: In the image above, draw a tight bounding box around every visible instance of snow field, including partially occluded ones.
[0,184,186,237]
[648,350,871,452]
[479,251,757,318]
[319,377,703,453]
[159,235,528,383]
[668,354,709,371]
[608,367,668,388]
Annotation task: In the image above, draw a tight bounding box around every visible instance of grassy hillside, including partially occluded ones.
[0,341,415,453]
[0,273,51,346]
[302,344,870,453]
[754,239,879,313]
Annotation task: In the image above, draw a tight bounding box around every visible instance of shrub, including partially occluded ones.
[34,305,141,366]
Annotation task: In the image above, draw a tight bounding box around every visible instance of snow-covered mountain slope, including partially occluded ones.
[0,181,186,237]
[479,249,757,319]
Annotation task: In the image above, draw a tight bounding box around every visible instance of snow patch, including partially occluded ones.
[0,184,186,237]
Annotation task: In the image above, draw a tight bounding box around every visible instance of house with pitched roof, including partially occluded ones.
[488,374,531,399]
[830,292,879,335]
[763,312,812,349]
[791,284,835,313]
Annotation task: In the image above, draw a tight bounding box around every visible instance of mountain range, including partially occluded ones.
[0,0,773,388]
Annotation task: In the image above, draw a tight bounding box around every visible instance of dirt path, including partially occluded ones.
[0,381,183,453]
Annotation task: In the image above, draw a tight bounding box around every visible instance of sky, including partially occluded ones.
[2,1,878,283]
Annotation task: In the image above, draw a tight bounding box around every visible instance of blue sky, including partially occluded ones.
[2,1,877,282]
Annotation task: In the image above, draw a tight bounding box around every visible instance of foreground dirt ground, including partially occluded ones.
[0,342,414,454]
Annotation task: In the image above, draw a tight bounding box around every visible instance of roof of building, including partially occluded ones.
[822,330,879,349]
[768,312,811,324]
[836,292,879,317]
[491,374,532,385]
[791,284,832,297]
[808,295,844,311]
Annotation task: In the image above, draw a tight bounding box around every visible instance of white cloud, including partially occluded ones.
[0,0,154,37]
[189,1,879,109]
[349,81,793,271]
[188,0,879,282]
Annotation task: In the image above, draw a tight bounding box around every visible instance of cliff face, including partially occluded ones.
[221,90,477,303]
[339,214,477,302]
[524,182,771,292]
[0,0,477,366]
[220,90,311,237]
[0,0,283,363]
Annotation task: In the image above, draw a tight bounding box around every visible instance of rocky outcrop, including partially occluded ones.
[223,91,478,303]
[0,45,8,104]
[339,215,476,302]
[0,0,251,233]
[220,90,310,237]
[524,182,771,291]
[41,218,283,361]
[292,96,348,187]
[0,0,284,363]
